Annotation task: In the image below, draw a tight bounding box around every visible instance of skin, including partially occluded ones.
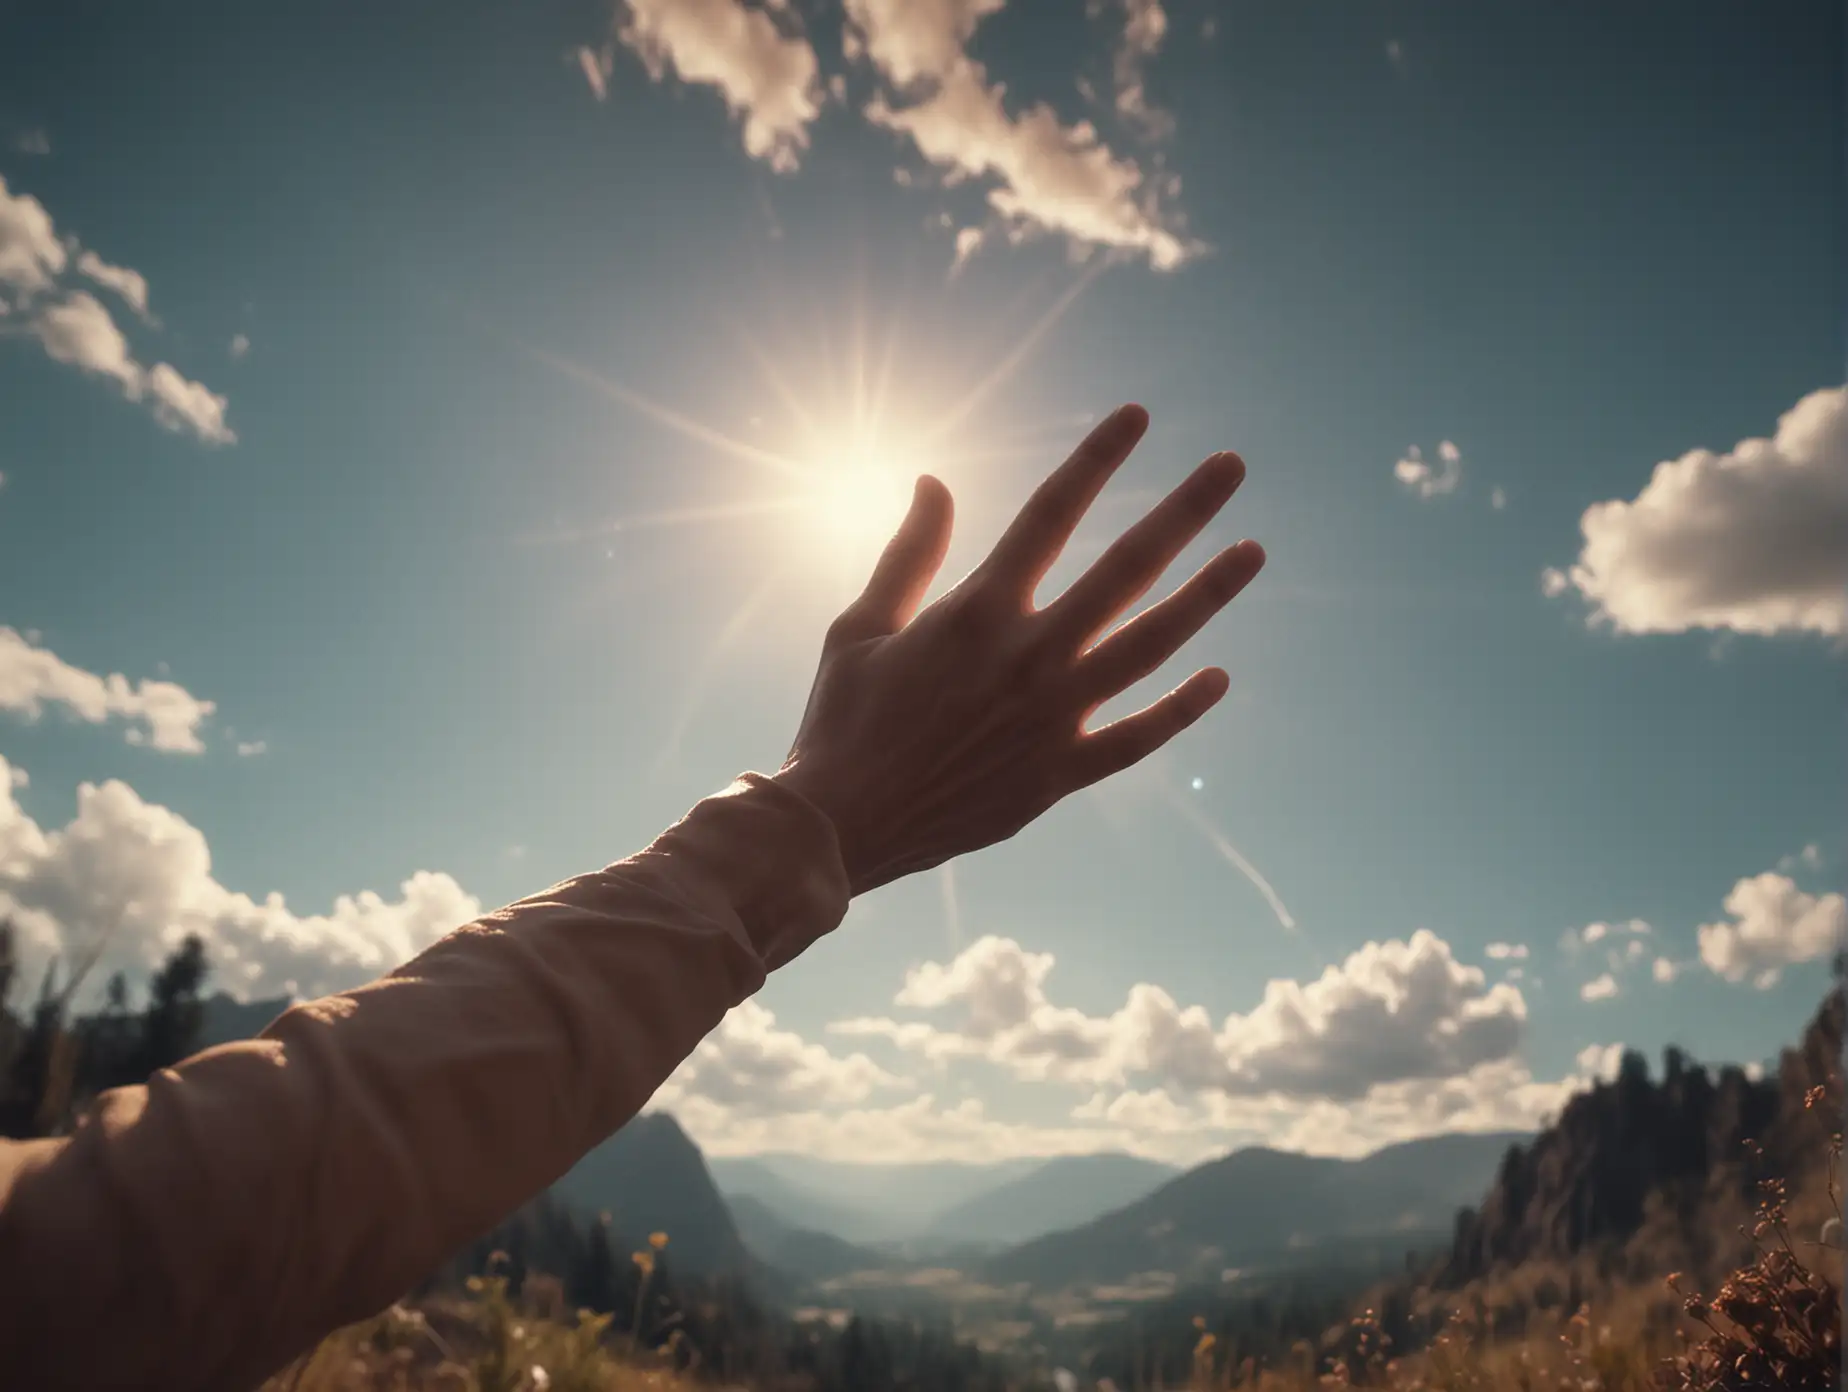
[775,403,1266,896]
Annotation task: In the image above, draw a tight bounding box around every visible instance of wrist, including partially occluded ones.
[768,760,865,896]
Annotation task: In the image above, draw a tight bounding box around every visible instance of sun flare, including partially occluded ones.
[803,450,915,551]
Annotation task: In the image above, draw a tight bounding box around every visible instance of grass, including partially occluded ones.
[261,1267,698,1392]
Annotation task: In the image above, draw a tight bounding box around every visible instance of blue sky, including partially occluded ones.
[0,0,1841,1164]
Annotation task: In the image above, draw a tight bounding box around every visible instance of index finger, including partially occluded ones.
[980,404,1150,600]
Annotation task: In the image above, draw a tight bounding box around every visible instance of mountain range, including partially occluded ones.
[189,998,1526,1297]
[983,1131,1527,1290]
[707,1152,1048,1245]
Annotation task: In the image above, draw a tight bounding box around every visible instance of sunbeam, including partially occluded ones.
[921,257,1112,447]
[734,328,822,437]
[653,570,790,771]
[516,338,809,481]
[510,497,807,547]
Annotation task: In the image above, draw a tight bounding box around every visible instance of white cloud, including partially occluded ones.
[1652,957,1679,984]
[666,1090,1156,1165]
[25,293,234,444]
[654,1000,898,1117]
[1543,385,1848,638]
[0,176,66,297]
[1580,973,1619,1002]
[872,56,1190,271]
[1698,870,1845,987]
[1072,1042,1622,1161]
[142,361,236,444]
[235,740,267,758]
[1484,941,1528,960]
[0,752,477,1004]
[843,0,1004,88]
[1490,486,1507,511]
[1,177,234,444]
[13,130,50,157]
[1100,0,1172,140]
[0,627,217,753]
[868,62,1191,270]
[228,332,251,360]
[666,1035,1623,1166]
[843,0,1191,269]
[1394,440,1463,499]
[31,291,141,392]
[834,929,1528,1103]
[613,0,822,172]
[75,249,153,322]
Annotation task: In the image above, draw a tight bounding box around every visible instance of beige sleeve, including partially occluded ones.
[0,773,848,1392]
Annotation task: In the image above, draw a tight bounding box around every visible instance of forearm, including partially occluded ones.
[0,773,846,1392]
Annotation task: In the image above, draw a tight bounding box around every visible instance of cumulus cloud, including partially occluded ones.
[1652,956,1680,984]
[834,929,1528,1102]
[666,1036,1624,1165]
[1698,869,1845,988]
[0,176,66,297]
[228,333,251,360]
[843,0,1004,88]
[0,627,217,753]
[13,129,50,157]
[612,0,822,172]
[1394,440,1462,499]
[0,752,477,1004]
[665,1090,1151,1165]
[0,176,234,444]
[1485,941,1528,960]
[1073,1042,1623,1160]
[654,1000,898,1117]
[1543,385,1848,638]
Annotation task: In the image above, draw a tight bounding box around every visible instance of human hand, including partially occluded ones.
[773,404,1265,896]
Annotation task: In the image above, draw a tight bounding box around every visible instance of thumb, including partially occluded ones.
[828,475,954,646]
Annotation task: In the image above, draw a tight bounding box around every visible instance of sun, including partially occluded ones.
[803,449,915,552]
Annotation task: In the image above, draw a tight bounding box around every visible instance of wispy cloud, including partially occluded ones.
[594,0,1196,270]
[0,176,234,444]
[0,626,217,754]
[610,0,822,172]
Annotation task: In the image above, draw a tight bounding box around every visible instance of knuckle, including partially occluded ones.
[825,608,870,649]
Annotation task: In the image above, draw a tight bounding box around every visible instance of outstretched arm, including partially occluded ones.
[0,404,1263,1391]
